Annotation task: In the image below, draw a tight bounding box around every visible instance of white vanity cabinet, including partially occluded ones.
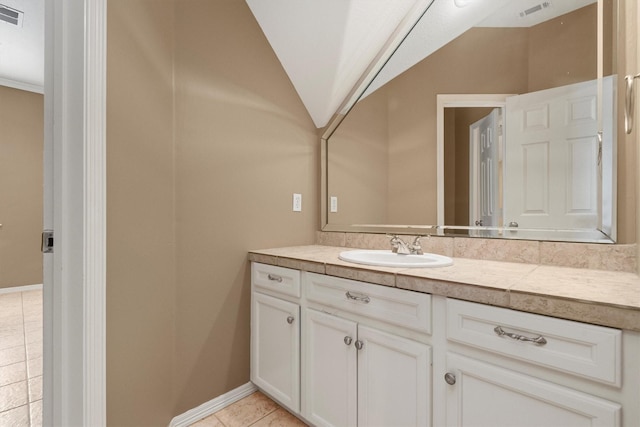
[250,261,639,427]
[442,299,623,427]
[302,273,431,427]
[250,263,302,413]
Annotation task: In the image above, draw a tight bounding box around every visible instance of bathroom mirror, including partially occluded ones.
[322,0,618,242]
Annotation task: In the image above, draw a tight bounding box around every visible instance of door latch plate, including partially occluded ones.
[42,230,54,253]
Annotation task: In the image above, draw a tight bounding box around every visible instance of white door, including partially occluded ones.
[251,292,300,412]
[469,108,501,230]
[357,326,431,427]
[445,353,620,427]
[303,309,358,427]
[504,80,600,230]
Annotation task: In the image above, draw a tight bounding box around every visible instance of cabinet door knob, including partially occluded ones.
[355,340,364,350]
[344,336,353,346]
[286,316,295,324]
[444,372,456,385]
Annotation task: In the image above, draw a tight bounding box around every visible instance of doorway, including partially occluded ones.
[435,94,511,227]
[40,0,107,425]
[0,83,44,424]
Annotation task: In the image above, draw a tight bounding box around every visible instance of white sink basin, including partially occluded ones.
[338,250,453,268]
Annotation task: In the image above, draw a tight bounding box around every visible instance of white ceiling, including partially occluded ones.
[0,0,44,93]
[245,0,431,128]
[248,0,595,128]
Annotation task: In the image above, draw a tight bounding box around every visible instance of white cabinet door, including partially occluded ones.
[357,325,431,427]
[303,309,358,427]
[251,292,300,412]
[445,353,621,427]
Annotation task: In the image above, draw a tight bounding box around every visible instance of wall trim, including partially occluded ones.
[0,77,44,94]
[169,382,258,427]
[84,0,108,424]
[0,284,44,295]
[44,0,107,425]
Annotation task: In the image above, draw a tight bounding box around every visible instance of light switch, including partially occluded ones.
[330,196,338,213]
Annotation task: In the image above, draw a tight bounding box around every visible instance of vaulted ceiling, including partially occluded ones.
[247,0,595,128]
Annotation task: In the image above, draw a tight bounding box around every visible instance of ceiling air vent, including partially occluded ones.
[519,2,551,18]
[0,4,24,27]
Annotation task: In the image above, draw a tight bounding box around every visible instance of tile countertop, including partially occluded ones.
[248,245,640,332]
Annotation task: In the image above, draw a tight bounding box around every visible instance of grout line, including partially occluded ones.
[0,291,37,425]
[246,406,279,427]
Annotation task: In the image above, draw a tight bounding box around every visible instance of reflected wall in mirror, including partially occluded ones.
[324,0,618,242]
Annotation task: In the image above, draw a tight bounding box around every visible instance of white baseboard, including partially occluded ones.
[169,382,258,427]
[0,284,43,295]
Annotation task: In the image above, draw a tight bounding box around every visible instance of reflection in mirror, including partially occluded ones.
[324,0,617,242]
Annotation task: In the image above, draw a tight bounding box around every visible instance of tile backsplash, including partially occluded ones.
[316,232,637,273]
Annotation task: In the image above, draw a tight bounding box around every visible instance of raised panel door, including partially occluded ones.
[357,325,431,427]
[445,353,620,427]
[303,309,358,427]
[251,292,300,412]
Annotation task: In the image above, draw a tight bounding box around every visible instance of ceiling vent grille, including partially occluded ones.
[519,2,551,18]
[0,4,24,27]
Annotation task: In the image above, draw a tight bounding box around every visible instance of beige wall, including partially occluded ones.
[0,86,43,289]
[107,0,317,424]
[107,1,176,425]
[626,0,640,268]
[527,4,598,92]
[328,87,389,225]
[173,0,317,414]
[618,0,638,249]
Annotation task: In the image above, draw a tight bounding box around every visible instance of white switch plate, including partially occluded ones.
[330,196,338,213]
[293,193,302,212]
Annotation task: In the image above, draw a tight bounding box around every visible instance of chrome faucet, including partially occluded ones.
[389,235,424,255]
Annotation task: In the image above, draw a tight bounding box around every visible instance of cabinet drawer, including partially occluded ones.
[446,299,621,386]
[252,263,301,298]
[305,272,431,333]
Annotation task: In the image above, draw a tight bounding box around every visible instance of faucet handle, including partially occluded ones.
[387,234,401,252]
[411,236,425,255]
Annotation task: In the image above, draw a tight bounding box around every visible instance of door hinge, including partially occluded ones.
[42,230,54,253]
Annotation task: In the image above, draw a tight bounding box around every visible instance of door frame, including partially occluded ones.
[436,94,512,225]
[43,0,106,425]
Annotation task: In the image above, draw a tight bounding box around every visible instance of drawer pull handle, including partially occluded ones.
[286,316,295,324]
[344,336,353,346]
[267,274,283,283]
[494,326,547,345]
[345,291,370,304]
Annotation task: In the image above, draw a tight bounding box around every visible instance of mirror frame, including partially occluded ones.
[321,0,617,243]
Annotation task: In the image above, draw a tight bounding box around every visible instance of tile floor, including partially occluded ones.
[0,290,299,427]
[189,391,308,427]
[0,289,43,426]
